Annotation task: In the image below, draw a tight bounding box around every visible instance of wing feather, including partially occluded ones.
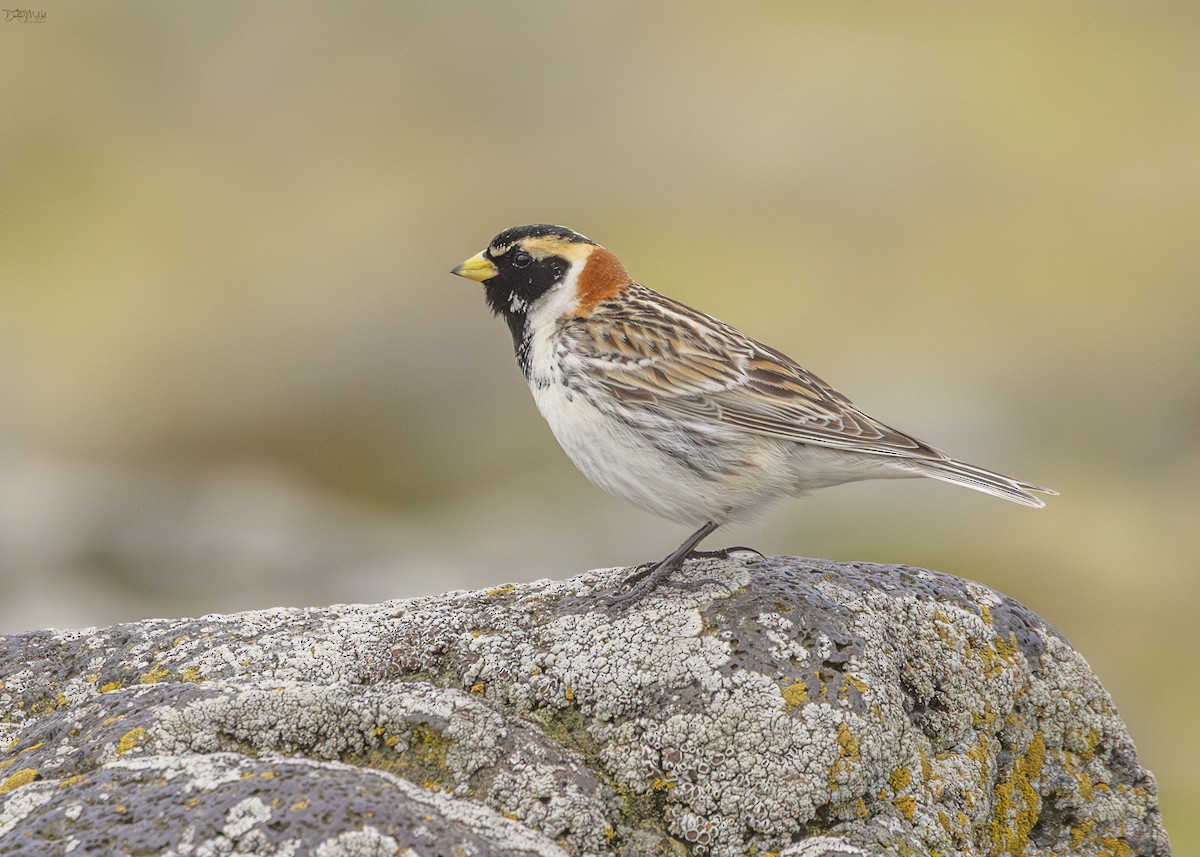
[565,285,946,460]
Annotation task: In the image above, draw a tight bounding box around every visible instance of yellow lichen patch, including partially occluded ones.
[836,723,861,762]
[780,679,808,710]
[889,766,912,792]
[469,682,486,696]
[139,664,170,684]
[99,681,123,693]
[394,722,451,789]
[117,727,148,755]
[1059,748,1096,803]
[979,604,993,625]
[651,777,675,792]
[102,715,126,726]
[171,635,188,648]
[994,632,1020,662]
[933,809,973,851]
[987,733,1046,857]
[829,721,862,789]
[180,667,205,684]
[58,775,86,789]
[843,673,869,695]
[254,769,280,780]
[1070,821,1096,849]
[1100,837,1134,857]
[966,733,995,787]
[485,584,516,597]
[355,715,453,787]
[0,768,37,793]
[291,799,309,811]
[975,643,1006,680]
[564,687,575,702]
[892,794,917,820]
[29,696,64,714]
[0,759,14,772]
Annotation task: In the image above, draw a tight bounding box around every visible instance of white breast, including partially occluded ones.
[530,380,708,524]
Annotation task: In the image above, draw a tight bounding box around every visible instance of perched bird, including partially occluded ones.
[452,225,1054,605]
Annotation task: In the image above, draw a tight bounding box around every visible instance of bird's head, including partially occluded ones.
[451,225,631,347]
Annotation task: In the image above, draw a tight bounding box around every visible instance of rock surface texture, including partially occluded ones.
[0,556,1170,857]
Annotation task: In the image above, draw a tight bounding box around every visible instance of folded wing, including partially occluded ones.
[565,285,1053,506]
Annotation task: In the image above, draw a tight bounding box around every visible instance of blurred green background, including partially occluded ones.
[1,1,1195,847]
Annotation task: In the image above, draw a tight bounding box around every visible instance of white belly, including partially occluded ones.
[530,380,813,526]
[532,382,708,524]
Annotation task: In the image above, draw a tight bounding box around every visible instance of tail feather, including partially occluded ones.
[904,457,1057,508]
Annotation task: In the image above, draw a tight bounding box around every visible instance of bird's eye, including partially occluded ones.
[512,251,533,269]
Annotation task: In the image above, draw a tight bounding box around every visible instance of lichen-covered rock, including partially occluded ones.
[0,556,1170,856]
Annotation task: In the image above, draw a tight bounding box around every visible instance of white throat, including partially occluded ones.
[521,257,587,386]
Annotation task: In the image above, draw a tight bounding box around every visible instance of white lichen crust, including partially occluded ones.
[0,556,1170,857]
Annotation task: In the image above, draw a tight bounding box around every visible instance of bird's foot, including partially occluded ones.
[603,556,741,610]
[686,545,764,561]
[661,576,735,597]
[612,560,659,591]
[603,557,685,610]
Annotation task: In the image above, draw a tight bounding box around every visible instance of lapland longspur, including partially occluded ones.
[452,225,1054,605]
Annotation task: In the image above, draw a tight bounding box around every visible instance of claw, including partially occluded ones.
[688,545,764,561]
[604,561,740,610]
[603,558,682,609]
[615,561,658,590]
[662,576,735,597]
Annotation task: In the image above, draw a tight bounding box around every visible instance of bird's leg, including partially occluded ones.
[605,521,720,607]
[617,521,719,589]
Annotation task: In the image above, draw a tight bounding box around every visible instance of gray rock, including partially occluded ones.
[0,556,1170,856]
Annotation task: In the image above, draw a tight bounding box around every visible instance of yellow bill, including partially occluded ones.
[451,251,498,282]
